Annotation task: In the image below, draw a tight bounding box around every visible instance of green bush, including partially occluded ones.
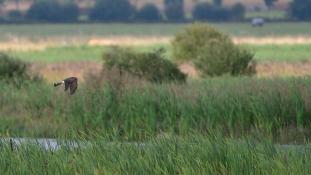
[0,53,42,86]
[0,53,29,80]
[103,47,186,83]
[172,23,255,76]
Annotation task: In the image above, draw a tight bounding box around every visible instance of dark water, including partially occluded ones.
[1,138,81,151]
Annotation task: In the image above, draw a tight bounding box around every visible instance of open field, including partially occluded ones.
[6,44,311,63]
[3,43,310,81]
[1,23,311,40]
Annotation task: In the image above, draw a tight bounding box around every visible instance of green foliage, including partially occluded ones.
[0,53,29,80]
[26,0,79,22]
[172,23,255,76]
[289,0,311,21]
[135,3,162,22]
[89,0,135,21]
[0,53,42,87]
[2,77,311,141]
[103,47,186,83]
[164,0,184,21]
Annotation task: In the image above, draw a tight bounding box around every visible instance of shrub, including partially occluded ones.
[26,1,79,22]
[135,3,162,22]
[192,2,230,21]
[103,47,186,83]
[0,53,43,87]
[0,53,28,79]
[289,0,311,21]
[89,0,135,21]
[164,0,184,21]
[172,23,255,76]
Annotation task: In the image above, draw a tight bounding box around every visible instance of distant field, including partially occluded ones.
[7,44,311,63]
[0,22,311,40]
[245,10,287,20]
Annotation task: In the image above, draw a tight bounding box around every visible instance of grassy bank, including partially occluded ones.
[1,136,311,174]
[1,77,311,141]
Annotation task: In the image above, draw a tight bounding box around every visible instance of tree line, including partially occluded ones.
[1,0,311,23]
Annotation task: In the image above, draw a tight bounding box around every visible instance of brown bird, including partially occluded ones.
[54,77,78,95]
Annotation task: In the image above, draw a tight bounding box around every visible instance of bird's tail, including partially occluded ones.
[53,81,64,87]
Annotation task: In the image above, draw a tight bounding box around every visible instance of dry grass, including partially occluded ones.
[87,36,171,46]
[256,61,311,77]
[233,36,311,45]
[1,36,311,51]
[31,61,311,83]
[30,61,101,82]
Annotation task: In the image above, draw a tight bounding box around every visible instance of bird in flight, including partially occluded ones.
[54,77,78,95]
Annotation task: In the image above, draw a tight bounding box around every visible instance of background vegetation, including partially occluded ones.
[0,0,310,23]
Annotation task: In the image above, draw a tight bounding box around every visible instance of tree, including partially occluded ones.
[26,0,79,22]
[26,1,63,22]
[89,0,135,21]
[264,0,278,8]
[164,0,184,21]
[192,2,230,21]
[289,0,311,21]
[135,3,162,22]
[230,3,246,21]
[213,0,222,6]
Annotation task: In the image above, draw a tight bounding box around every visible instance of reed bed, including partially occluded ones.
[1,76,311,142]
[0,136,311,174]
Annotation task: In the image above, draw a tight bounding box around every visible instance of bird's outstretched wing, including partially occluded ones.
[69,79,78,95]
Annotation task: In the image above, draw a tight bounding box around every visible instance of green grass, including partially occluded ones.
[249,44,311,62]
[1,136,311,174]
[7,44,311,63]
[246,10,287,20]
[0,22,311,40]
[1,77,311,142]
